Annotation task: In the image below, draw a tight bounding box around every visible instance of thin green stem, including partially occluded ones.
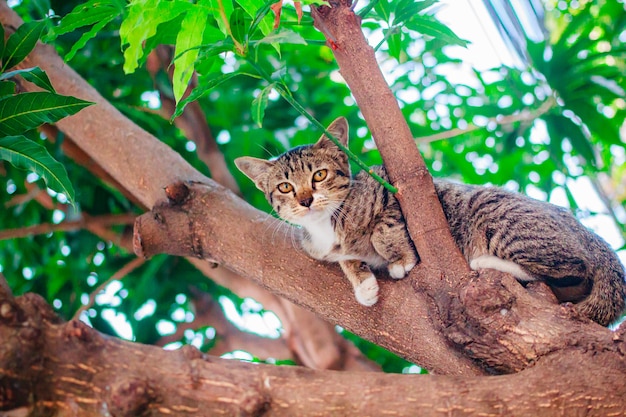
[275,85,398,193]
[247,60,398,193]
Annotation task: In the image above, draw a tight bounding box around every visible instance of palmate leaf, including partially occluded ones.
[0,135,75,202]
[0,92,93,136]
[2,20,47,71]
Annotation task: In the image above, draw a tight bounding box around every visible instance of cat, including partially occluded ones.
[235,117,626,326]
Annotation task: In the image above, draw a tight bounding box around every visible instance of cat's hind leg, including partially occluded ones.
[371,223,418,279]
[339,260,379,306]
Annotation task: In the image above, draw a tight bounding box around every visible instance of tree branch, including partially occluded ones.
[147,46,242,195]
[0,2,477,374]
[414,97,556,144]
[0,213,136,241]
[1,285,625,416]
[2,2,626,415]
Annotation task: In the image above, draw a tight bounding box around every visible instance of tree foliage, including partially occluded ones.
[1,0,625,377]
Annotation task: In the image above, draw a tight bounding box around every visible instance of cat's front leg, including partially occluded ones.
[339,260,379,306]
[371,223,418,279]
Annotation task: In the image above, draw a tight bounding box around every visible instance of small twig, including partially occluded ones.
[415,97,556,144]
[4,185,48,208]
[72,256,146,321]
[0,213,136,241]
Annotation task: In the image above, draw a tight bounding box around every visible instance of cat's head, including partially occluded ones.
[235,117,351,226]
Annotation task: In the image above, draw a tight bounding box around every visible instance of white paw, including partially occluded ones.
[354,276,379,306]
[388,260,416,279]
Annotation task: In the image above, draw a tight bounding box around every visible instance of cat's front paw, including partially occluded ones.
[388,259,416,279]
[354,276,379,306]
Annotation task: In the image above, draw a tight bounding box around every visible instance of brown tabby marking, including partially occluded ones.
[235,117,626,326]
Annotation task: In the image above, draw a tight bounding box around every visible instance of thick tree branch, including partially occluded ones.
[3,2,626,415]
[1,286,625,416]
[2,3,376,374]
[311,1,467,276]
[0,2,477,374]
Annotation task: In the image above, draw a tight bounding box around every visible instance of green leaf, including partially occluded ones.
[0,81,15,98]
[173,7,208,103]
[393,0,437,25]
[404,15,469,48]
[48,0,122,40]
[173,71,250,119]
[0,92,94,136]
[197,40,234,62]
[255,28,307,46]
[239,0,273,37]
[210,0,234,37]
[545,113,597,167]
[0,135,75,202]
[251,83,274,127]
[230,7,247,46]
[0,67,55,93]
[374,0,392,24]
[120,0,191,74]
[2,20,47,71]
[385,29,402,61]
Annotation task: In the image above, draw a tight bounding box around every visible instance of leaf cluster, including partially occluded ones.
[0,18,93,203]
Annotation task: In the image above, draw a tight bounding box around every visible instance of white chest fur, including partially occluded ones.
[299,215,338,260]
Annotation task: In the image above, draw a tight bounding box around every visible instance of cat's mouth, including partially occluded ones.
[291,204,329,223]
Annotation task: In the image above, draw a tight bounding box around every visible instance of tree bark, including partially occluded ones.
[2,284,625,416]
[0,1,477,376]
[1,2,378,374]
[1,0,626,416]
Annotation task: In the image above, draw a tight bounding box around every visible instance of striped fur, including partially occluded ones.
[236,117,626,325]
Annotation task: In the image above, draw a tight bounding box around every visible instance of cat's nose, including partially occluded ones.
[299,196,314,207]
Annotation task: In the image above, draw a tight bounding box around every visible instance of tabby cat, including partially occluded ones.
[235,117,626,326]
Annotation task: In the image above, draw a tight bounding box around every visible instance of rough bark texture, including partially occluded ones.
[0,1,476,376]
[2,285,626,417]
[2,2,378,375]
[1,0,626,416]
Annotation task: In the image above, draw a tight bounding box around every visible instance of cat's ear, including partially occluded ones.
[314,117,349,149]
[234,157,275,191]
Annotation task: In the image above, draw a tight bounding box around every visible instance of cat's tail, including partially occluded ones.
[575,240,626,326]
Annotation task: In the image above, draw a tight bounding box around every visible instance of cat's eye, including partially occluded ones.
[277,182,294,193]
[312,169,328,182]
